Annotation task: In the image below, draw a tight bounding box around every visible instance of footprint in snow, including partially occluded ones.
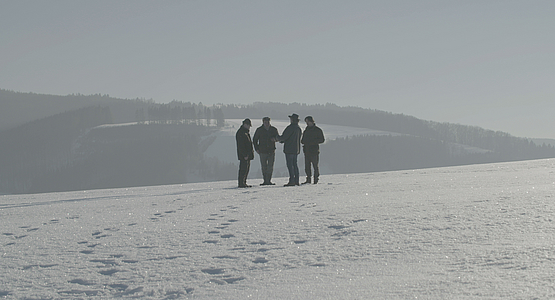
[90,259,118,266]
[210,277,246,285]
[113,286,143,297]
[99,269,120,276]
[222,277,246,284]
[328,225,348,230]
[213,255,238,259]
[122,259,138,264]
[69,279,95,286]
[250,241,267,245]
[108,284,128,291]
[352,219,368,223]
[202,268,225,275]
[253,257,268,264]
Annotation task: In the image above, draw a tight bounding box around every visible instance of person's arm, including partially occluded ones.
[252,128,260,153]
[317,127,325,144]
[277,126,291,143]
[270,127,280,142]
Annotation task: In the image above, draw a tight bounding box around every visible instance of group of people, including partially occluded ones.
[235,113,325,188]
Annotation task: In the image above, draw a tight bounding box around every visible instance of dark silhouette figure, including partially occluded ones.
[236,118,254,187]
[301,116,325,184]
[277,113,302,186]
[253,117,279,185]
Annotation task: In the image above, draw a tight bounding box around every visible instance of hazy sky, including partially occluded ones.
[2,1,554,138]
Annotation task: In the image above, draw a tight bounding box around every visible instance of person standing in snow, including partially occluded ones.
[252,117,279,185]
[277,113,302,186]
[301,116,325,184]
[236,118,254,188]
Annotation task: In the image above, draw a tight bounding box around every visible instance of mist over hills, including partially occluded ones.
[1,89,555,194]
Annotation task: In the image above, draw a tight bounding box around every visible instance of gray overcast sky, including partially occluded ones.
[2,1,554,138]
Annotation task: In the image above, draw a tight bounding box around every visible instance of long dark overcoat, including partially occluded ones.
[236,126,254,160]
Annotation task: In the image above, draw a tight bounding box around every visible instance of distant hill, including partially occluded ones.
[0,89,151,131]
[0,108,235,194]
[1,91,555,194]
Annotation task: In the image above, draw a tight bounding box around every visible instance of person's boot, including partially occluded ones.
[302,177,311,184]
[260,175,275,185]
[313,177,319,184]
[239,181,252,188]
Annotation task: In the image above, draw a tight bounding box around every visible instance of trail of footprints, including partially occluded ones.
[204,207,279,281]
[2,209,194,298]
[2,218,66,247]
[64,206,194,298]
[199,202,369,286]
[1,198,368,298]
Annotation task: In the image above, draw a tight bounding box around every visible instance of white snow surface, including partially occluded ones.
[2,159,555,299]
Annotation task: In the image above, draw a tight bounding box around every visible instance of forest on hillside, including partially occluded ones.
[2,90,555,194]
[322,134,555,175]
[0,105,234,194]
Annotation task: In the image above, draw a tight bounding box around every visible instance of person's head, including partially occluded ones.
[305,116,315,127]
[288,113,299,124]
[262,117,271,127]
[242,118,252,129]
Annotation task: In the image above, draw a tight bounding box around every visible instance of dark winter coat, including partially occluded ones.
[236,125,254,160]
[252,125,279,154]
[301,124,325,154]
[278,123,302,154]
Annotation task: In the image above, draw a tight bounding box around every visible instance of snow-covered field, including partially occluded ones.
[2,159,555,299]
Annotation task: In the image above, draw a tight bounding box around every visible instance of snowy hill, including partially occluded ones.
[2,159,555,299]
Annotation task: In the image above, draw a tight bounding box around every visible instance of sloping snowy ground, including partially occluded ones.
[2,159,555,299]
